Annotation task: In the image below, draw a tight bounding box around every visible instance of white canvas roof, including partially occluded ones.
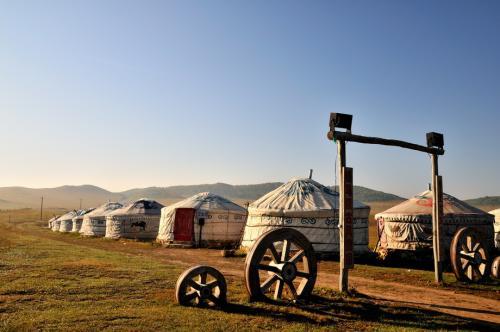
[376,190,491,222]
[161,192,246,215]
[249,177,369,218]
[58,210,78,222]
[85,202,123,217]
[108,198,164,216]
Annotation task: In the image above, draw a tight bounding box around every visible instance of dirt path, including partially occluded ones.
[149,248,500,324]
[10,221,500,326]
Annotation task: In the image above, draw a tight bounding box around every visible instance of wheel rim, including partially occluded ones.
[175,265,227,306]
[450,227,490,283]
[245,228,317,302]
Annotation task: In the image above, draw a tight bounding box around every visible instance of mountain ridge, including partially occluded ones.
[0,182,405,209]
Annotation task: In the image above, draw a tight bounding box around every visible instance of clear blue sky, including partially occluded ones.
[1,0,499,199]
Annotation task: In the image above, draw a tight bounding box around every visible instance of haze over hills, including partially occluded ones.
[0,183,406,210]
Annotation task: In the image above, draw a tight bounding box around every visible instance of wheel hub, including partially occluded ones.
[199,286,211,299]
[281,262,297,282]
[473,252,482,265]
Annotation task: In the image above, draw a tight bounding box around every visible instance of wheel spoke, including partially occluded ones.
[200,272,208,284]
[289,250,305,264]
[206,280,219,289]
[462,260,471,270]
[285,280,298,299]
[459,252,474,261]
[274,279,284,300]
[187,279,201,291]
[207,294,219,305]
[184,291,198,302]
[466,236,473,251]
[268,244,281,263]
[281,239,291,261]
[473,265,482,279]
[467,264,473,280]
[472,242,481,252]
[256,263,281,274]
[296,271,310,279]
[260,274,278,293]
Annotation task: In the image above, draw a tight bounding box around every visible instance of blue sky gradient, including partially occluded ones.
[1,0,499,198]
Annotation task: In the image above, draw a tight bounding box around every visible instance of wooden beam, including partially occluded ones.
[330,131,445,155]
[431,155,443,283]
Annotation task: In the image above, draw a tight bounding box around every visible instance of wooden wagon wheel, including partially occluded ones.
[244,228,317,303]
[492,256,500,279]
[175,265,227,307]
[450,227,490,283]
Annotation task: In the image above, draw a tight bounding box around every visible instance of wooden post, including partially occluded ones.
[338,140,348,292]
[431,154,443,283]
[40,196,44,221]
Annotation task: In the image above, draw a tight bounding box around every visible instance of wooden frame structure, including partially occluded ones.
[328,113,445,291]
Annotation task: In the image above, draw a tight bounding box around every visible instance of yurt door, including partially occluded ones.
[174,208,195,241]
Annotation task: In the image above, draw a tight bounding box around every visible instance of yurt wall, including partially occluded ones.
[72,208,95,233]
[105,199,164,240]
[80,202,123,237]
[157,192,247,247]
[376,191,495,253]
[58,211,78,233]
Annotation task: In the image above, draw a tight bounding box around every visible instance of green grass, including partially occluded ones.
[0,209,497,331]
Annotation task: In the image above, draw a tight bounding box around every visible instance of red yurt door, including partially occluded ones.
[174,208,195,241]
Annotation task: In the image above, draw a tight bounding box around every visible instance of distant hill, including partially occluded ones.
[464,196,500,208]
[0,185,124,210]
[0,182,404,210]
[332,186,404,202]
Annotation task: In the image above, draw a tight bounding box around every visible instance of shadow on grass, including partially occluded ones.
[217,293,498,331]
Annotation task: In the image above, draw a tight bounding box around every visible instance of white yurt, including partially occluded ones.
[58,210,78,232]
[489,208,500,250]
[105,199,164,240]
[80,202,123,236]
[240,177,371,253]
[71,208,95,233]
[376,190,495,253]
[157,192,247,247]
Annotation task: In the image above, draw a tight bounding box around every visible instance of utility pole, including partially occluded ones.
[79,198,82,210]
[40,196,44,221]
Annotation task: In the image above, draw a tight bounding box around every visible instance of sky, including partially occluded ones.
[1,0,499,199]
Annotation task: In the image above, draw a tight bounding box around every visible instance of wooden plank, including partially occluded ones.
[337,141,349,292]
[343,167,354,269]
[436,175,444,263]
[331,131,444,155]
[431,155,443,283]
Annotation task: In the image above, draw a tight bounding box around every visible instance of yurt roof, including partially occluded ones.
[489,208,500,215]
[249,177,369,217]
[108,198,164,216]
[86,202,123,217]
[161,192,246,214]
[77,208,95,216]
[58,210,78,221]
[376,190,490,220]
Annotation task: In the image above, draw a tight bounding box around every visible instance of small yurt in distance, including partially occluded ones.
[80,202,123,236]
[240,177,371,254]
[48,215,60,229]
[157,192,247,247]
[105,199,164,240]
[58,210,78,232]
[376,190,495,253]
[489,208,500,249]
[71,208,95,233]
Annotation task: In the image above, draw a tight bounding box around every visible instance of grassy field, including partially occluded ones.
[0,209,498,331]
